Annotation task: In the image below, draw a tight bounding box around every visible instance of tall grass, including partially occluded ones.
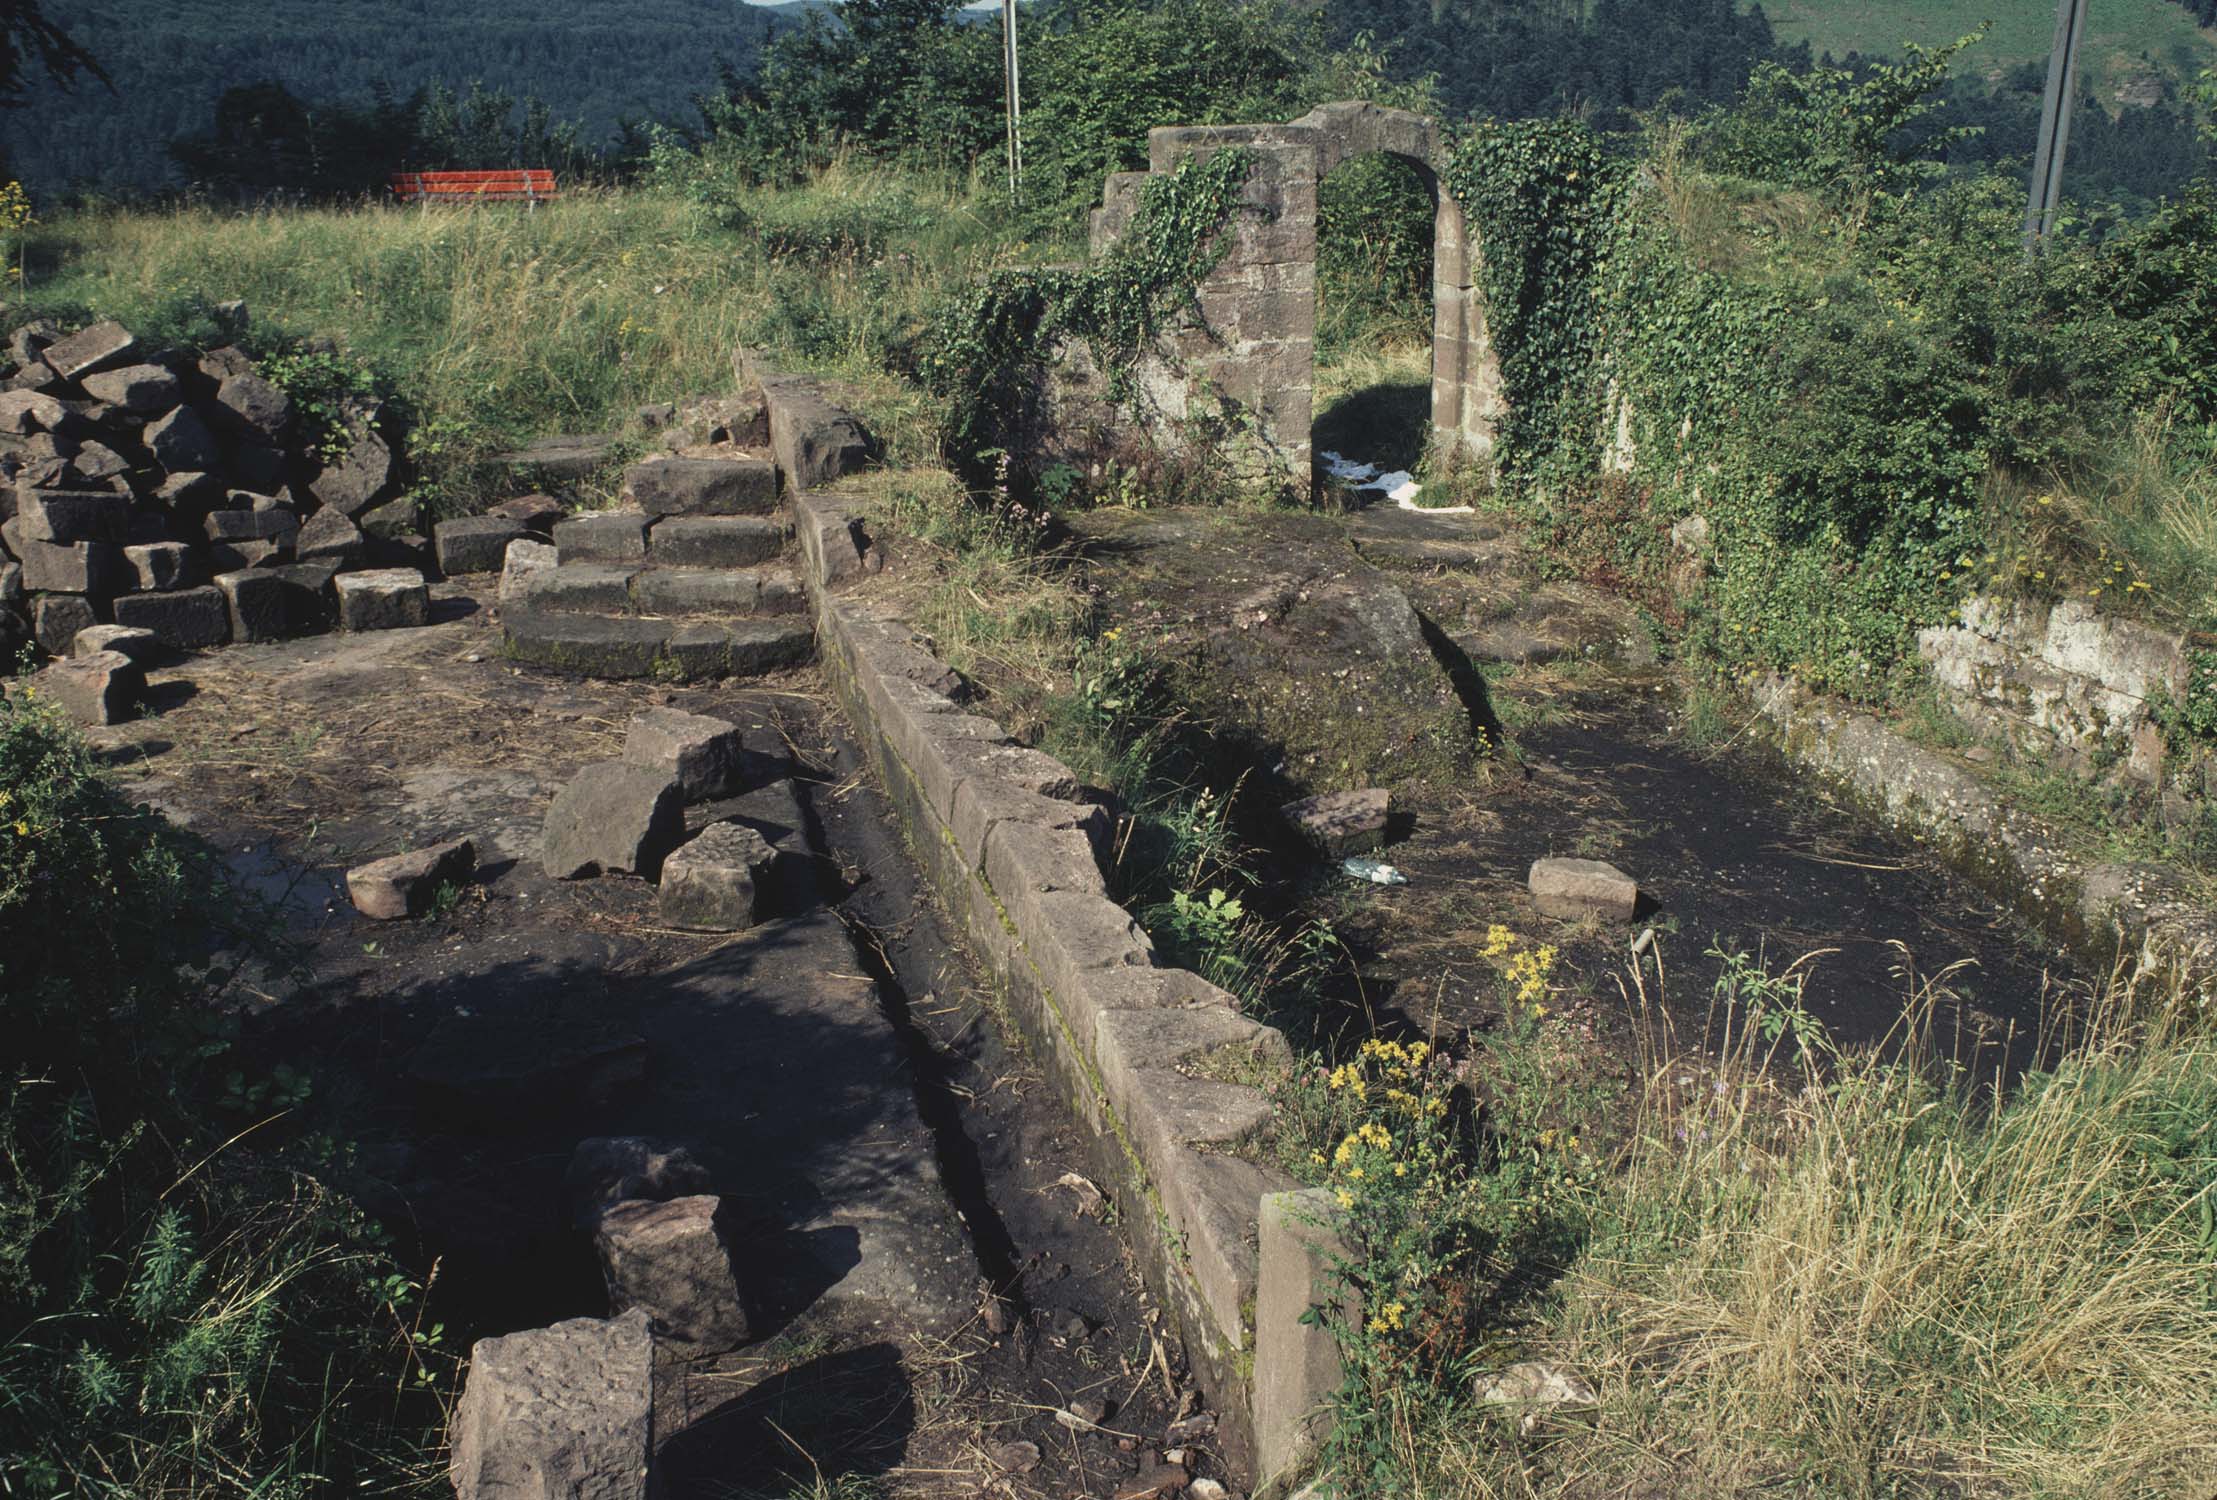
[22,163,1053,509]
[1379,952,2217,1499]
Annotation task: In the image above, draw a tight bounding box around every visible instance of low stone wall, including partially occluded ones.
[790,488,1345,1490]
[1918,593,2189,784]
[1754,673,2217,999]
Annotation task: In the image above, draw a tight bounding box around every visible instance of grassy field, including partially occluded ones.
[1769,0,2217,97]
[18,164,1055,513]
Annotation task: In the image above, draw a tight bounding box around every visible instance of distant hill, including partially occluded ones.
[1,0,821,195]
[1766,0,2217,106]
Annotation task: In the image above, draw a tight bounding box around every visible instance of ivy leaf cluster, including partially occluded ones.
[917,147,1253,481]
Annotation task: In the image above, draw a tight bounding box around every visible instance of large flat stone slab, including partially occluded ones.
[627,456,778,517]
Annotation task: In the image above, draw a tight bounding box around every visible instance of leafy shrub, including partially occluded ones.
[0,694,448,1497]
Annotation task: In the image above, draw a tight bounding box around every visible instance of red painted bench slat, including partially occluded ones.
[390,170,559,203]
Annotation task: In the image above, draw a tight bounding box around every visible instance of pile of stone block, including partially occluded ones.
[0,314,434,669]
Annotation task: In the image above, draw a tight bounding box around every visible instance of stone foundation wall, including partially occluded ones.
[1918,594,2189,784]
[1752,673,2217,1000]
[792,489,1350,1492]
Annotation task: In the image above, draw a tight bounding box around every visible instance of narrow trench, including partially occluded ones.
[797,752,1029,1313]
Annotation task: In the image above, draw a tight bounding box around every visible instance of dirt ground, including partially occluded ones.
[83,584,1238,1500]
[1061,504,2086,1088]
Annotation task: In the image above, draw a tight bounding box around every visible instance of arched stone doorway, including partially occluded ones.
[1084,100,1503,493]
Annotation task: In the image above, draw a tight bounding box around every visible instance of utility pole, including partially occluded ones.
[2025,0,2089,252]
[1002,0,1023,202]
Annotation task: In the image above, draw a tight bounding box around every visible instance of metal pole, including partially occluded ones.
[2025,0,2088,252]
[1002,0,1023,202]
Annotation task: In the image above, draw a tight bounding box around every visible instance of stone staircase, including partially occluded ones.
[502,372,862,682]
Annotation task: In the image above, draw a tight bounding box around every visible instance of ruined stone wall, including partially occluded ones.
[1067,100,1505,498]
[1917,594,2189,785]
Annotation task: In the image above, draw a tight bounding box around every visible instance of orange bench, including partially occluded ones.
[390,169,558,204]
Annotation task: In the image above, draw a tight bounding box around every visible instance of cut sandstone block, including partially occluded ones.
[1527,856,1639,922]
[623,707,746,801]
[542,761,685,879]
[346,837,476,920]
[334,568,429,631]
[657,821,778,932]
[593,1196,751,1352]
[447,1311,655,1500]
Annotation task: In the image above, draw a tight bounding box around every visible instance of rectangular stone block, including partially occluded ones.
[124,540,200,592]
[334,568,431,631]
[114,585,230,648]
[554,509,651,565]
[17,536,125,597]
[1255,1188,1357,1492]
[647,516,788,569]
[17,488,129,544]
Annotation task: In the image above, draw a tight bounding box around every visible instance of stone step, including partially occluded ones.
[503,610,813,683]
[553,511,792,570]
[626,455,778,517]
[510,562,804,618]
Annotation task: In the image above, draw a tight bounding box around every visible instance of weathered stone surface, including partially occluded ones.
[216,565,329,643]
[790,492,875,585]
[626,456,778,517]
[497,539,559,606]
[31,593,96,657]
[488,493,565,532]
[567,1137,714,1230]
[554,509,651,565]
[41,321,137,381]
[71,623,160,662]
[543,761,686,879]
[1528,856,1639,922]
[35,649,143,725]
[594,1195,751,1351]
[66,440,129,483]
[79,362,180,413]
[152,469,222,512]
[1281,787,1389,856]
[1919,593,2190,782]
[206,538,289,572]
[309,429,395,515]
[758,375,871,491]
[1255,1189,1356,1490]
[221,441,284,493]
[295,506,366,567]
[0,388,70,434]
[623,707,746,801]
[346,836,476,920]
[511,563,636,614]
[204,506,298,543]
[657,821,777,931]
[647,515,787,569]
[504,612,671,678]
[630,565,800,617]
[212,371,293,441]
[447,1311,655,1500]
[497,433,614,482]
[434,515,528,576]
[17,488,128,545]
[114,586,230,648]
[17,537,125,596]
[722,618,814,676]
[333,567,430,632]
[121,540,196,592]
[358,496,419,540]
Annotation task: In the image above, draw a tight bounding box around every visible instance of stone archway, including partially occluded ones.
[1083,100,1504,492]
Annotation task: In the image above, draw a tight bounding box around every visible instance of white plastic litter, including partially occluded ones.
[1342,857,1409,886]
[1319,449,1475,514]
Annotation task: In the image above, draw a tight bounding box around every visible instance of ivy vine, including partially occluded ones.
[917,148,1254,480]
[1441,119,1619,484]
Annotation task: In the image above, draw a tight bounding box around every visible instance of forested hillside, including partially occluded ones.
[0,0,811,194]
